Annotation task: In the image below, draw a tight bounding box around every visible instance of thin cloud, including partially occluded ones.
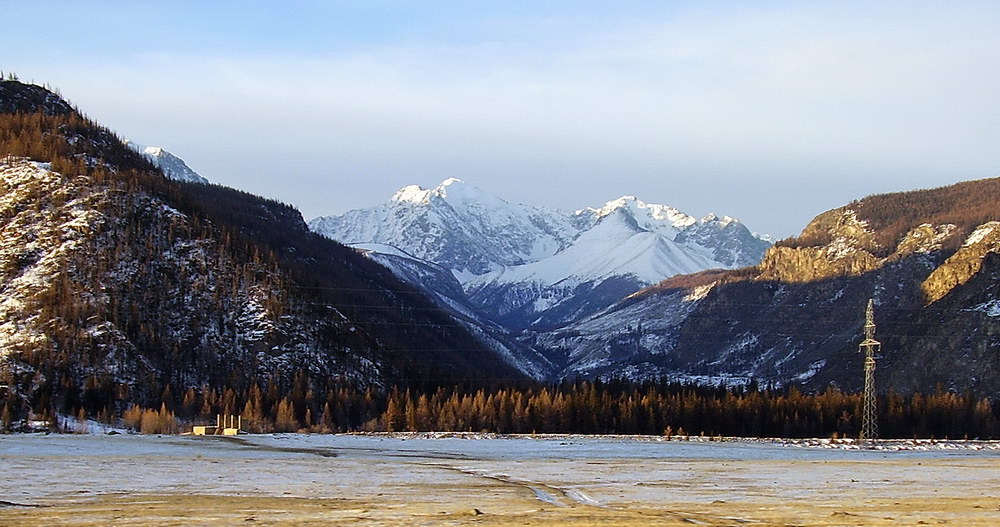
[10,2,1000,237]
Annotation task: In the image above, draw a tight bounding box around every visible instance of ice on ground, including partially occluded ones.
[3,433,1000,510]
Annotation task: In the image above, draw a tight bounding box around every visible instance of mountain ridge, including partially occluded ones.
[310,178,771,330]
[124,140,209,184]
[539,176,1000,392]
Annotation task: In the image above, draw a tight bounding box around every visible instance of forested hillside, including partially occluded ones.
[777,177,1000,255]
[0,80,524,431]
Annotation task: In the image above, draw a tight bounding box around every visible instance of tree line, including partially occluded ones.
[5,374,998,439]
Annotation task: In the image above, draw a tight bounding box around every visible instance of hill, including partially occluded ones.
[0,80,526,428]
[539,179,1000,393]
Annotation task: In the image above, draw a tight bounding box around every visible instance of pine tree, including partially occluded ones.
[275,397,298,432]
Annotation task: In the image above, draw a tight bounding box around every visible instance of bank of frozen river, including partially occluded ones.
[3,433,1000,526]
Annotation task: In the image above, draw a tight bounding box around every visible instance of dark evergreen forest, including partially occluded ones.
[14,375,997,440]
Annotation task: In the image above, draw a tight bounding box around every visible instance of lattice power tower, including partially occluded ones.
[859,298,880,444]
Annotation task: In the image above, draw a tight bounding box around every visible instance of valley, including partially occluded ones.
[4,4,999,526]
[1,76,999,435]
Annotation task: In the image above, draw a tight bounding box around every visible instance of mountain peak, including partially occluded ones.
[700,213,737,226]
[124,140,208,184]
[435,177,492,204]
[390,178,493,207]
[593,195,640,217]
[581,195,695,231]
[142,145,164,156]
[391,184,431,204]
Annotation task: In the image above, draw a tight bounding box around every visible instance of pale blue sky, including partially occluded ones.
[5,1,1000,237]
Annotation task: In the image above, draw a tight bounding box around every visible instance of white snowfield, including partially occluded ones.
[466,208,721,290]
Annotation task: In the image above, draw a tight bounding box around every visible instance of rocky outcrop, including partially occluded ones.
[922,222,1000,303]
[757,210,880,282]
[756,208,972,286]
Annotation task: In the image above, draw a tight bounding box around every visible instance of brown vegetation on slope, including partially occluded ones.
[777,177,1000,256]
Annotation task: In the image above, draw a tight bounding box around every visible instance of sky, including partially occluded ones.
[4,1,999,238]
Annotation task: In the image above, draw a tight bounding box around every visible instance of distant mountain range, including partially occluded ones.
[309,170,1000,393]
[310,179,771,330]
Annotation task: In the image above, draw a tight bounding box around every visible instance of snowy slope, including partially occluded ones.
[532,288,709,380]
[125,140,209,184]
[311,179,770,331]
[311,178,578,277]
[357,246,557,379]
[470,207,720,289]
[463,196,767,328]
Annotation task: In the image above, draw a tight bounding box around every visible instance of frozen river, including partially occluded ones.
[3,433,1000,526]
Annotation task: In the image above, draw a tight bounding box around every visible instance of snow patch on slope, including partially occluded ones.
[469,209,718,290]
[965,222,999,246]
[125,140,208,184]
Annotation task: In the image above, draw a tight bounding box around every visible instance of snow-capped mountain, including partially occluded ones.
[311,178,578,277]
[125,140,209,184]
[311,180,770,329]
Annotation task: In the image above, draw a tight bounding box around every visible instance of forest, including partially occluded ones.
[0,80,525,427]
[4,372,998,440]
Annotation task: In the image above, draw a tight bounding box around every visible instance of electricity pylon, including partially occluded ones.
[859,298,880,445]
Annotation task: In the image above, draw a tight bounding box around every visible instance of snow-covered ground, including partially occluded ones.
[4,433,1000,525]
[3,433,999,500]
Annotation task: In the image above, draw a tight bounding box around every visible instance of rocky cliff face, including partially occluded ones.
[921,222,1000,304]
[757,210,880,283]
